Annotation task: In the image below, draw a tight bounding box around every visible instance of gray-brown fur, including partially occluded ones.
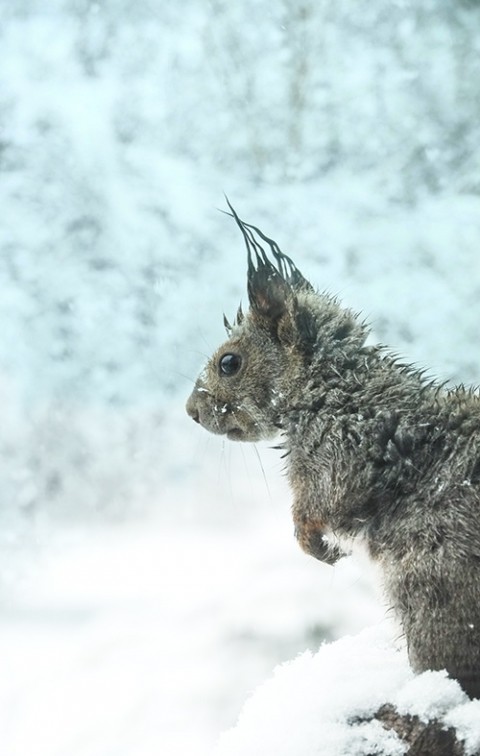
[186,205,480,699]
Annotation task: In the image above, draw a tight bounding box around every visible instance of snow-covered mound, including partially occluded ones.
[214,623,480,756]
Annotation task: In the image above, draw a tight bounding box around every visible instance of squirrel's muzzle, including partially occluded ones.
[186,393,201,423]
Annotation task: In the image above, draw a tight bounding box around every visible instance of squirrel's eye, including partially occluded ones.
[219,353,242,376]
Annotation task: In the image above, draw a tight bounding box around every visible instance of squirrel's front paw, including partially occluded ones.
[294,516,343,565]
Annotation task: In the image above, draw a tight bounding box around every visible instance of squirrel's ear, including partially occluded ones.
[248,266,291,321]
[224,198,305,322]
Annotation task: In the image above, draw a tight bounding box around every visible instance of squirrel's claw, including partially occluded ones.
[294,518,343,566]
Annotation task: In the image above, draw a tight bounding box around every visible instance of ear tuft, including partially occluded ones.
[223,199,311,323]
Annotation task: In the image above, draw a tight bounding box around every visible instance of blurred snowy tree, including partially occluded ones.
[0,0,479,524]
[202,0,480,195]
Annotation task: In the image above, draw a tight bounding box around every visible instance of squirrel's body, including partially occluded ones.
[186,206,480,698]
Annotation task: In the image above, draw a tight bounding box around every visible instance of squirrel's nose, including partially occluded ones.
[186,395,200,423]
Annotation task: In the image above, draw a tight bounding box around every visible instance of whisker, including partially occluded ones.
[218,439,234,505]
[172,370,196,385]
[199,332,214,355]
[190,347,211,361]
[253,444,272,504]
[144,361,197,387]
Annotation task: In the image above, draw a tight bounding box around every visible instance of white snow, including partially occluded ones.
[446,700,480,756]
[213,625,480,756]
[0,506,384,756]
[1,2,480,755]
[213,624,410,756]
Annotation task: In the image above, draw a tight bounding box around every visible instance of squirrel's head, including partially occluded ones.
[186,202,366,442]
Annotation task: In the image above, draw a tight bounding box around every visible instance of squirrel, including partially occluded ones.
[186,201,480,699]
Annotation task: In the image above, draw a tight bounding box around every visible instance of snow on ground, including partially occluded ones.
[214,624,480,756]
[0,491,384,756]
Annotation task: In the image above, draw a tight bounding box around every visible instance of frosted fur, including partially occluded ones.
[186,211,480,699]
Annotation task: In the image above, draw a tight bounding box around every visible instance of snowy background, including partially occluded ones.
[1,1,480,754]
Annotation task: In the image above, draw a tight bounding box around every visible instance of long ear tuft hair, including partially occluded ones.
[224,197,313,319]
